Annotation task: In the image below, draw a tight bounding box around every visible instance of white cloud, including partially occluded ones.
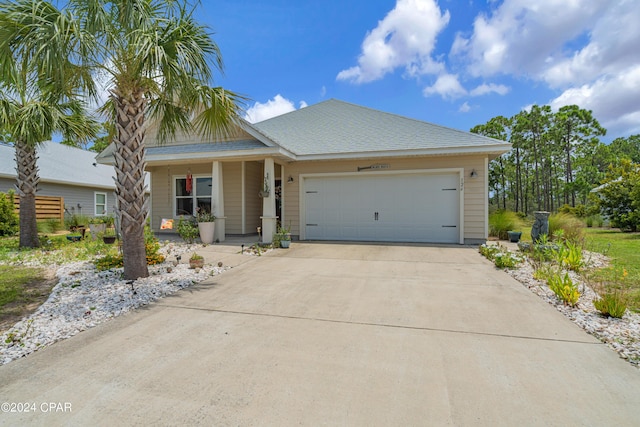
[469,83,510,96]
[550,64,640,136]
[320,86,326,97]
[452,0,640,136]
[542,0,640,88]
[459,102,471,113]
[452,0,609,78]
[244,95,305,123]
[336,0,450,83]
[423,73,467,99]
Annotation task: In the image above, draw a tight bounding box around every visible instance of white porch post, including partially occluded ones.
[212,161,225,242]
[261,158,277,243]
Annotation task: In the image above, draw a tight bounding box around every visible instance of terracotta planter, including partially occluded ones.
[189,258,204,269]
[198,222,215,245]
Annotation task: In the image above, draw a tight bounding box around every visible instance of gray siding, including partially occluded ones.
[0,178,115,218]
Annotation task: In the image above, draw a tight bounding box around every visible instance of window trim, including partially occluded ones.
[173,175,213,217]
[94,191,108,216]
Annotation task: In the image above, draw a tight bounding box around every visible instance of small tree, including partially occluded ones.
[0,190,19,236]
[595,160,640,232]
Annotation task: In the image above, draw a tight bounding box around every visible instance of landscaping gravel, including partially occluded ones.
[504,250,640,368]
[1,242,231,365]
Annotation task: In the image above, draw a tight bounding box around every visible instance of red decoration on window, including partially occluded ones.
[186,173,192,194]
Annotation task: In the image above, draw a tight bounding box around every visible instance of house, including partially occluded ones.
[97,99,511,244]
[0,141,117,218]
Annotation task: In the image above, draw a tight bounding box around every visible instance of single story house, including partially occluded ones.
[97,99,511,244]
[0,141,120,219]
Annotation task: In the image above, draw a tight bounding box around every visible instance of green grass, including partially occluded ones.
[0,234,113,265]
[585,228,640,312]
[0,265,46,308]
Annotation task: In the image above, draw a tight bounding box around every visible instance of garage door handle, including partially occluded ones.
[442,225,457,228]
[374,212,379,221]
[306,224,318,226]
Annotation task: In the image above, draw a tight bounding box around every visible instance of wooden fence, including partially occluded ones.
[13,195,65,224]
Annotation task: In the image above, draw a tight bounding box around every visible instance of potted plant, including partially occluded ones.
[89,216,107,238]
[275,224,291,248]
[507,230,522,243]
[189,252,204,269]
[102,227,117,244]
[258,174,270,198]
[196,209,216,245]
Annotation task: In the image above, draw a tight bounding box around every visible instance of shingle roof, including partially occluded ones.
[252,99,509,156]
[147,139,267,155]
[0,141,115,189]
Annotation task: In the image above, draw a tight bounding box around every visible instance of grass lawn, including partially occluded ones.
[0,265,55,332]
[0,233,112,333]
[584,227,640,312]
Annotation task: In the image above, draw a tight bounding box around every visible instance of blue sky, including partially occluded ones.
[195,0,640,141]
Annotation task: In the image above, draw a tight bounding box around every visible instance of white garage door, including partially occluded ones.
[304,173,461,243]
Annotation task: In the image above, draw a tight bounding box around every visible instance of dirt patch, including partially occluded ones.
[0,269,58,334]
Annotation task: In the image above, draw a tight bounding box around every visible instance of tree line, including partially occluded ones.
[471,105,640,216]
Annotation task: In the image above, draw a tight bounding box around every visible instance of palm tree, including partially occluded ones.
[2,1,245,278]
[0,4,98,248]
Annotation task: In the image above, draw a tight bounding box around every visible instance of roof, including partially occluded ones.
[251,99,511,159]
[96,99,511,164]
[0,141,116,190]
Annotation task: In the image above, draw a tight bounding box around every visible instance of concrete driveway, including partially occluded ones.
[1,243,639,426]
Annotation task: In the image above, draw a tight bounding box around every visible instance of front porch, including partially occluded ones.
[148,158,288,244]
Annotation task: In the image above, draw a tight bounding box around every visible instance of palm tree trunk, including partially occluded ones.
[112,88,149,280]
[15,140,40,248]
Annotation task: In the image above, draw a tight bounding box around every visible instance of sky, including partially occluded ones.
[194,0,640,142]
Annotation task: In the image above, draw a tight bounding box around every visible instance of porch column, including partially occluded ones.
[261,158,277,243]
[212,160,225,242]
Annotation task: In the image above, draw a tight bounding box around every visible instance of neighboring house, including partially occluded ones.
[0,141,117,218]
[97,99,511,244]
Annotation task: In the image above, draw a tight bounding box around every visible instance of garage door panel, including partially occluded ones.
[304,173,460,243]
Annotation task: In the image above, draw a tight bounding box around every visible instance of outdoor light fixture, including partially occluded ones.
[470,169,478,178]
[287,175,294,183]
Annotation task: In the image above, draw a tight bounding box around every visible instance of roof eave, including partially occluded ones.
[144,147,297,166]
[294,144,512,161]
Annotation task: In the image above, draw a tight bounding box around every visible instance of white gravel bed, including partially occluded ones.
[503,250,640,368]
[1,242,230,365]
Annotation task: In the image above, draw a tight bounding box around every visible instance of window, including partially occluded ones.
[95,192,107,216]
[175,176,212,216]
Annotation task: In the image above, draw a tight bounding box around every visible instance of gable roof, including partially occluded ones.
[251,99,510,159]
[0,141,116,190]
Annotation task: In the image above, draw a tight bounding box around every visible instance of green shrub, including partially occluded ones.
[547,271,580,306]
[489,210,522,240]
[37,218,63,234]
[0,191,19,237]
[479,244,500,260]
[549,213,584,244]
[479,244,521,269]
[65,214,90,230]
[176,216,199,243]
[594,291,627,318]
[561,241,583,272]
[493,251,522,269]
